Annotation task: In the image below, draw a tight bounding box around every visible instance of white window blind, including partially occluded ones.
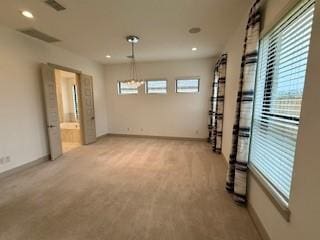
[146,80,167,94]
[118,81,138,95]
[176,78,200,93]
[250,0,315,201]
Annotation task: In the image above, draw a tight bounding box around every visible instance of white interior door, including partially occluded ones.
[80,74,96,144]
[41,64,63,160]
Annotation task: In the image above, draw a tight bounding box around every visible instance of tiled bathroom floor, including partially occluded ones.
[62,142,81,153]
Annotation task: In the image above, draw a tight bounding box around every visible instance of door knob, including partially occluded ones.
[91,117,95,120]
[48,125,55,128]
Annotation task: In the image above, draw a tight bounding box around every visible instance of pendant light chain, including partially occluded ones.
[125,35,144,88]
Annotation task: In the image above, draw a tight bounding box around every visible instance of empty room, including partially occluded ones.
[0,0,319,239]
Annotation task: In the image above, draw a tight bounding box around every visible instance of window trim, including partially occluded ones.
[175,77,200,94]
[145,79,168,95]
[249,165,291,221]
[117,81,139,95]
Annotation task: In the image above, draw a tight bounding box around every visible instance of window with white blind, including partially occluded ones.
[176,78,200,93]
[146,80,167,94]
[250,0,315,202]
[118,81,138,95]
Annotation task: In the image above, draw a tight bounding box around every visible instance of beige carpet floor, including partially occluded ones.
[0,136,261,240]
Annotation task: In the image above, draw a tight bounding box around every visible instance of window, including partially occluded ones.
[250,0,315,202]
[72,85,79,121]
[118,81,138,95]
[176,78,200,93]
[146,80,167,94]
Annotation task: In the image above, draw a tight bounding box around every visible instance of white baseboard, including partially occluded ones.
[0,155,49,180]
[106,133,207,141]
[96,133,109,140]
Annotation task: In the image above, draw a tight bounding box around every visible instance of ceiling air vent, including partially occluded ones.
[18,28,61,43]
[45,0,66,11]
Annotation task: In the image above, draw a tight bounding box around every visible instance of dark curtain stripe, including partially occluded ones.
[226,0,261,204]
[208,54,228,154]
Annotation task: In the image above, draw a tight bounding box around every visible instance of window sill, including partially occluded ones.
[248,165,291,222]
[146,92,168,95]
[175,92,200,94]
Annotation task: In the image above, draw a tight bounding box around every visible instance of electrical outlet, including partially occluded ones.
[127,128,130,131]
[195,130,199,135]
[140,128,144,132]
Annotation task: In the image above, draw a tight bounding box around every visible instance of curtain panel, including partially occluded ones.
[226,0,261,204]
[208,54,227,153]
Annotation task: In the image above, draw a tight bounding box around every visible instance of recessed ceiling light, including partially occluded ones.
[105,55,111,58]
[21,10,34,19]
[192,47,198,51]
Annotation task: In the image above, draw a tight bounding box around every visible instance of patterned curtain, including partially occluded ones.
[208,54,227,154]
[226,0,261,204]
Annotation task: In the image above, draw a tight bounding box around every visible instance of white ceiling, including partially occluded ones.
[0,0,251,64]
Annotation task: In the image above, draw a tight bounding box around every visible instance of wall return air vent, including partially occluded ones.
[18,28,61,43]
[45,0,66,11]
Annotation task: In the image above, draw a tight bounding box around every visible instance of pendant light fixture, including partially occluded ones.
[124,35,144,87]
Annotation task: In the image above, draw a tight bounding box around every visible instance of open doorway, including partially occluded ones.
[41,63,97,160]
[54,70,82,153]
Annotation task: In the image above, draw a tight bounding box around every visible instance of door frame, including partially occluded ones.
[47,63,85,147]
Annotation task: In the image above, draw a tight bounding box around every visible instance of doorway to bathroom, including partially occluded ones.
[55,70,81,153]
[41,63,97,160]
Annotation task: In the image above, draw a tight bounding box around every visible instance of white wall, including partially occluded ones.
[60,75,77,122]
[221,7,249,159]
[0,25,108,174]
[104,58,215,138]
[61,77,73,118]
[222,0,320,239]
